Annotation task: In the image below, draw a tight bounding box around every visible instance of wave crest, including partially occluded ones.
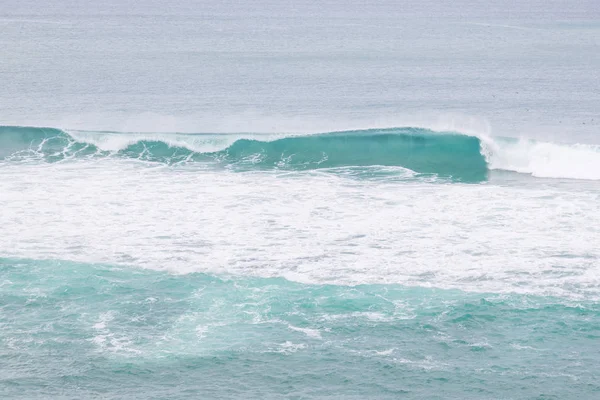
[1,125,599,181]
[0,126,487,181]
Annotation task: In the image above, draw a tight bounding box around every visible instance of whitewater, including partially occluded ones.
[2,123,600,298]
[2,122,600,399]
[3,125,600,180]
[2,0,600,399]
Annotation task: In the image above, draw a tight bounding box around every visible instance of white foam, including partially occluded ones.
[62,124,600,182]
[91,333,141,355]
[375,348,396,356]
[392,356,448,371]
[23,113,600,183]
[481,137,600,180]
[273,341,306,354]
[89,311,141,355]
[66,130,244,153]
[288,324,323,339]
[1,155,599,300]
[45,111,490,156]
[58,113,600,183]
[93,311,115,330]
[510,343,546,351]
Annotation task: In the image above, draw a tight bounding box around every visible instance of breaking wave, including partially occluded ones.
[1,125,599,181]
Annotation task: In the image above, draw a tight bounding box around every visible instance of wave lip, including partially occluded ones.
[3,124,600,182]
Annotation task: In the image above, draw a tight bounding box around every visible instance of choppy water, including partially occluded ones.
[2,258,600,399]
[1,0,600,399]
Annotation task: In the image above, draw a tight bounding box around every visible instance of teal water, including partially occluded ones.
[2,0,600,398]
[1,125,600,398]
[2,258,599,399]
[0,126,488,181]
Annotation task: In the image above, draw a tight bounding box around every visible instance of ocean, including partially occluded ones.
[1,1,600,399]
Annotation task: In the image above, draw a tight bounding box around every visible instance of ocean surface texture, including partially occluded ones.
[1,1,600,399]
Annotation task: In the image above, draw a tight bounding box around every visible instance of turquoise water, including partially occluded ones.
[2,258,599,399]
[0,126,489,181]
[2,0,600,398]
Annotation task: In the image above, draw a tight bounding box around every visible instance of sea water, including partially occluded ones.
[1,1,600,399]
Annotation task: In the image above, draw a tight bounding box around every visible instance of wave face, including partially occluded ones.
[3,125,600,181]
[0,126,488,181]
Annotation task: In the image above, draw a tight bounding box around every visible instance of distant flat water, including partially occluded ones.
[1,1,600,399]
